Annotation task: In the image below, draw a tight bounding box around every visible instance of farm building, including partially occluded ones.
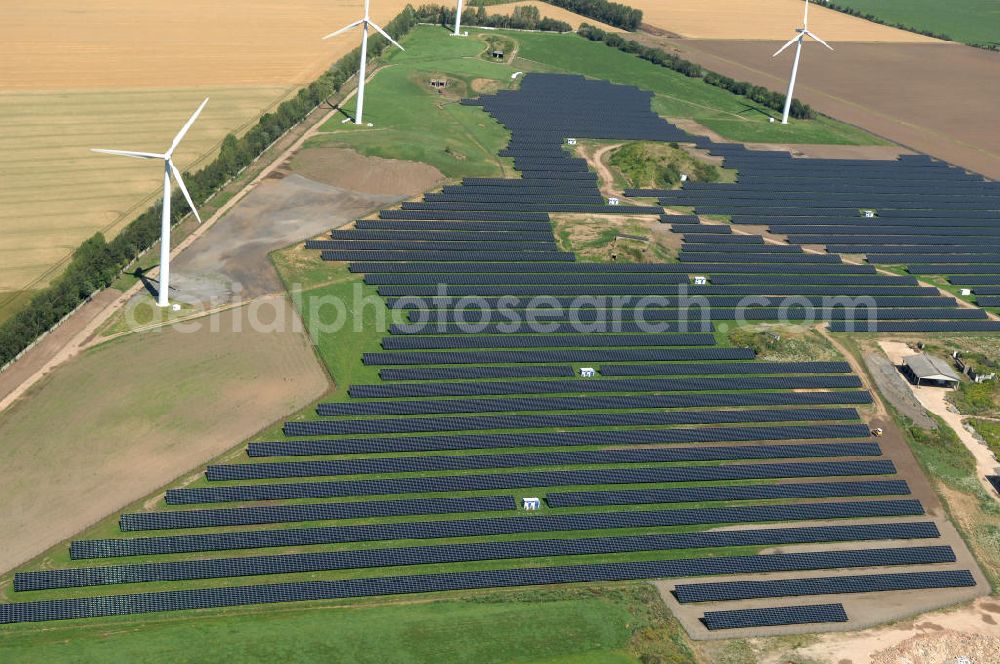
[902,353,961,388]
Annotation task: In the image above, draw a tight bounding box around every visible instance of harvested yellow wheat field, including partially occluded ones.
[0,0,412,298]
[631,0,943,42]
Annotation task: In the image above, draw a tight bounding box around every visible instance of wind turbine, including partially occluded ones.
[453,0,465,36]
[323,0,404,125]
[92,98,208,308]
[772,0,832,125]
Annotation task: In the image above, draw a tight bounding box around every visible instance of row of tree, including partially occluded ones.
[578,23,814,120]
[544,0,642,31]
[0,6,423,367]
[415,4,571,32]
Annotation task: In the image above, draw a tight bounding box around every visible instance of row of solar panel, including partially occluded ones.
[368,273,693,285]
[313,241,559,251]
[249,424,873,457]
[730,215,1000,227]
[674,569,974,604]
[768,226,1000,237]
[423,194,606,205]
[15,541,951,592]
[316,392,872,418]
[361,348,757,366]
[547,479,910,507]
[397,309,981,325]
[378,210,550,221]
[346,374,859,398]
[790,237,1000,248]
[701,604,848,631]
[910,266,1000,275]
[323,251,575,262]
[399,203,660,214]
[663,193,1000,205]
[168,460,893,504]
[370,264,884,276]
[5,554,969,625]
[354,221,553,232]
[123,482,913,534]
[353,262,877,274]
[381,282,938,297]
[379,365,575,380]
[333,231,557,241]
[694,208,994,218]
[702,274,918,286]
[597,360,850,376]
[379,332,717,350]
[209,443,883,482]
[385,297,956,311]
[281,406,861,438]
[675,253,842,263]
[72,499,924,559]
[828,321,1000,332]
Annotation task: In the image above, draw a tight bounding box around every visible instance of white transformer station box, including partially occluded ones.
[608,197,620,206]
[580,367,596,378]
[567,138,577,145]
[693,276,707,286]
[680,174,688,182]
[523,497,541,510]
[864,210,876,218]
[961,289,972,296]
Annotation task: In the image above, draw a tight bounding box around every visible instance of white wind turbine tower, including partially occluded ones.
[772,0,833,125]
[453,0,466,36]
[324,0,405,126]
[92,98,208,308]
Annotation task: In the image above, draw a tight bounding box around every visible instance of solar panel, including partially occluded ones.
[674,569,974,603]
[169,460,894,504]
[72,499,924,559]
[250,424,873,456]
[702,604,848,630]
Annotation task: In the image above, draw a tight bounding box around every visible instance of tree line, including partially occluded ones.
[415,4,571,32]
[578,23,815,120]
[543,0,642,31]
[0,6,422,367]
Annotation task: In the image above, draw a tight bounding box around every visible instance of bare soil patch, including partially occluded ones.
[0,300,327,574]
[648,39,1000,180]
[170,172,400,304]
[290,146,444,198]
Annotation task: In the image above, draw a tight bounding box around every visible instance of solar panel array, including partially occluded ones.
[3,72,981,625]
[701,603,848,630]
[641,146,1000,327]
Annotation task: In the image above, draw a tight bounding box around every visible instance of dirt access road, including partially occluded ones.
[880,340,1000,495]
[644,37,1000,180]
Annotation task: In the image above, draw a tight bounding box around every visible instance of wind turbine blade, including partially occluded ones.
[323,19,364,39]
[368,21,405,51]
[803,0,809,29]
[805,30,834,50]
[169,161,202,224]
[364,0,370,19]
[772,35,800,57]
[167,97,209,157]
[91,148,165,160]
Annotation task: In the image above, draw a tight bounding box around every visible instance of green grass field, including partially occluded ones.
[828,0,1000,46]
[0,585,697,664]
[308,24,883,177]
